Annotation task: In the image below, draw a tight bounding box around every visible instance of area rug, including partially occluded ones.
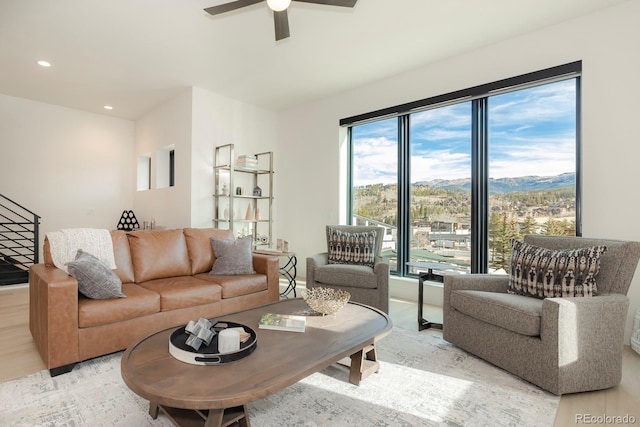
[0,327,559,426]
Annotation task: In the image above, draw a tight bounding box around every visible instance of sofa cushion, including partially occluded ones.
[137,276,222,311]
[508,240,607,298]
[326,227,378,268]
[184,228,234,274]
[314,264,378,289]
[66,249,125,300]
[78,283,160,328]
[111,230,135,283]
[196,273,268,298]
[127,229,192,283]
[450,290,543,336]
[209,236,256,275]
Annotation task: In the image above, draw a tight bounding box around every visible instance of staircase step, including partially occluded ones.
[0,260,29,286]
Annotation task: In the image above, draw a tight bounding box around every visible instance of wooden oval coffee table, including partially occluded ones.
[121,298,392,427]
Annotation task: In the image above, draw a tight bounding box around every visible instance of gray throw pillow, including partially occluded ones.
[66,249,125,299]
[209,235,256,275]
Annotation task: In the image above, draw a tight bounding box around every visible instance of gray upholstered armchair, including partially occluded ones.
[306,225,390,313]
[443,235,640,395]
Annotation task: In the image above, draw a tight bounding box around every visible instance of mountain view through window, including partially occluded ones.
[351,79,577,275]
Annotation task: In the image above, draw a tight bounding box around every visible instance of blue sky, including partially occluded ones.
[352,79,577,186]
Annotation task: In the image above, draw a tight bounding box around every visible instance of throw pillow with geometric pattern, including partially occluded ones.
[508,239,607,298]
[326,227,378,268]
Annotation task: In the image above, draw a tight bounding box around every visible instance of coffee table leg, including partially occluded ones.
[149,401,159,419]
[205,405,250,427]
[239,404,251,427]
[205,409,224,427]
[348,344,379,385]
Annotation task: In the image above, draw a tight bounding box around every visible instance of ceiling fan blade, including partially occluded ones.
[204,0,264,16]
[293,0,357,7]
[274,9,290,41]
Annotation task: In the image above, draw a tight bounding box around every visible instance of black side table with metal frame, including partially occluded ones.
[417,269,443,331]
[407,262,458,331]
[254,250,297,297]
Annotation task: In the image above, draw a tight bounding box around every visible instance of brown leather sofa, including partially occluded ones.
[29,227,279,376]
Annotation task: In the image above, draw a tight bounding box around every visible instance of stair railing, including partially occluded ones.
[0,193,41,270]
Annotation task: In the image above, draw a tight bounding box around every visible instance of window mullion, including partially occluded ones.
[397,115,411,276]
[472,98,488,273]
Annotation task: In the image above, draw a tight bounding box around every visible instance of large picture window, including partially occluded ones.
[345,63,581,277]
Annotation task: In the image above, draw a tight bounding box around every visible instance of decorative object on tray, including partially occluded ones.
[259,313,306,332]
[169,319,256,365]
[303,287,351,316]
[253,185,262,197]
[184,318,216,351]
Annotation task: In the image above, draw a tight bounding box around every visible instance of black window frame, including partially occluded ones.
[343,62,582,277]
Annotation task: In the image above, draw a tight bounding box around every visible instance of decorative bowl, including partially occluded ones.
[303,287,351,316]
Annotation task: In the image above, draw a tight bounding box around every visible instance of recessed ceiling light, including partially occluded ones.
[37,60,51,67]
[103,105,113,110]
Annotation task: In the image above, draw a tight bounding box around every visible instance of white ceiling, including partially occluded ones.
[0,0,628,120]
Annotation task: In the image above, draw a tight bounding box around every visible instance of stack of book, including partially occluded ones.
[236,155,258,169]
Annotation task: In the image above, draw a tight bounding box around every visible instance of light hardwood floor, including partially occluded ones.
[1,285,638,426]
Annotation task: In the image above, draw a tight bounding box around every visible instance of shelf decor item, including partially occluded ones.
[303,287,351,316]
[253,186,262,197]
[236,154,258,169]
[245,204,254,220]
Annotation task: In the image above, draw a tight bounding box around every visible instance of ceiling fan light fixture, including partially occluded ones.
[266,0,291,12]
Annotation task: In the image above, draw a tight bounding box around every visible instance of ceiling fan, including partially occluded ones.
[204,0,358,41]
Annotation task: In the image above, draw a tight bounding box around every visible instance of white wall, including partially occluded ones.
[0,94,134,255]
[190,87,278,230]
[133,89,192,229]
[133,86,278,233]
[276,0,640,343]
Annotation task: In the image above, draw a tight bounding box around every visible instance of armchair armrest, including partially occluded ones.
[306,253,328,287]
[251,253,280,301]
[28,264,80,370]
[444,274,510,293]
[542,294,630,351]
[374,257,390,292]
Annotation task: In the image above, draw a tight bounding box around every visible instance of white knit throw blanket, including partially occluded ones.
[46,228,116,274]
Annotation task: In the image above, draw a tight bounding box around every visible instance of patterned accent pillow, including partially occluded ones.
[508,240,607,298]
[327,228,378,268]
[209,235,256,275]
[66,249,125,299]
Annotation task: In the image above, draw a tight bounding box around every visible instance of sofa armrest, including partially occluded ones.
[29,264,80,370]
[252,253,280,301]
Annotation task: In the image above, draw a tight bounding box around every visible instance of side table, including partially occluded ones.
[407,262,458,331]
[254,250,297,297]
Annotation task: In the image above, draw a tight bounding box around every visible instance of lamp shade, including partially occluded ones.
[266,0,291,12]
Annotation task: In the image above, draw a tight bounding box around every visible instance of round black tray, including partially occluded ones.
[168,321,257,366]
